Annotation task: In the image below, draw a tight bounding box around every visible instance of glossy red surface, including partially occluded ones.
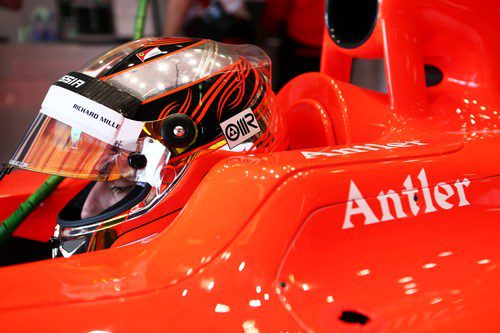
[0,0,498,331]
[0,171,87,241]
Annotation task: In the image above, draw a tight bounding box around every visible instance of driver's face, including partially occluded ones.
[81,179,136,219]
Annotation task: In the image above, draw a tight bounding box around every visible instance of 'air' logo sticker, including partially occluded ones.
[220,108,261,149]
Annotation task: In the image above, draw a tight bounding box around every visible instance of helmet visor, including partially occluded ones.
[9,85,169,186]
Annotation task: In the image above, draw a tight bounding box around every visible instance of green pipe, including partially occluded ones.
[0,175,64,246]
[133,0,150,40]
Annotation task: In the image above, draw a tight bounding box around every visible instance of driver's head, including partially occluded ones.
[8,38,288,256]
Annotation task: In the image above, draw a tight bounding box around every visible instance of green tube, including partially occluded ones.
[0,175,64,246]
[133,0,150,40]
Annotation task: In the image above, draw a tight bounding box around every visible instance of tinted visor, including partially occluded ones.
[10,114,166,184]
[9,82,169,186]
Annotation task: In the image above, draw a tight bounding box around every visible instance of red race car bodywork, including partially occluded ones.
[0,0,498,331]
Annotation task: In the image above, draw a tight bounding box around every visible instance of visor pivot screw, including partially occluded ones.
[162,114,198,149]
[173,125,186,137]
[128,152,148,169]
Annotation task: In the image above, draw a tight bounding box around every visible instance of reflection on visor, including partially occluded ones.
[9,79,170,186]
[81,179,137,219]
[9,114,169,186]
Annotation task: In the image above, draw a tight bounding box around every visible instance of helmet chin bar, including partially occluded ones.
[52,158,193,258]
[53,181,153,258]
[57,181,152,228]
[52,224,119,258]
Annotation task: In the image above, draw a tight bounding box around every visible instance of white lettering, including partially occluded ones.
[407,140,427,146]
[73,79,85,88]
[417,168,438,213]
[343,168,471,229]
[365,143,394,150]
[433,182,454,210]
[402,175,420,216]
[377,190,408,221]
[301,141,428,159]
[331,147,367,155]
[301,151,339,159]
[454,178,471,206]
[59,75,85,88]
[353,145,380,151]
[386,142,411,148]
[343,180,379,229]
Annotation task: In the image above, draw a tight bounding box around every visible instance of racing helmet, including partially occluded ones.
[8,37,288,257]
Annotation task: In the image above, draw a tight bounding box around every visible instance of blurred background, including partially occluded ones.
[0,0,386,160]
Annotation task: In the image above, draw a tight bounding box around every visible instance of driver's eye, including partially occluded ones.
[110,185,133,194]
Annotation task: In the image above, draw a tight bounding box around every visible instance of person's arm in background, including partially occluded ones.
[163,0,194,36]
